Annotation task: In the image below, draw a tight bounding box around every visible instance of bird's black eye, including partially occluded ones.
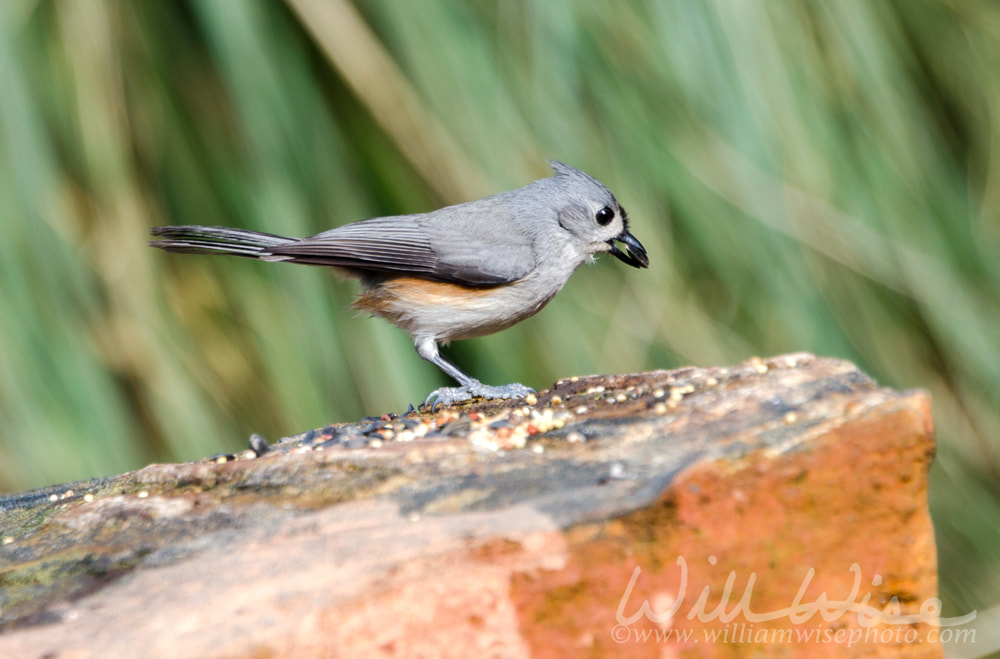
[596,206,615,226]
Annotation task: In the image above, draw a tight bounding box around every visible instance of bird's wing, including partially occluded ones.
[264,211,536,286]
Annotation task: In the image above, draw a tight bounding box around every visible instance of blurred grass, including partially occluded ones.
[0,0,997,619]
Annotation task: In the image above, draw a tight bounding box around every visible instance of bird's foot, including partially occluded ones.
[422,382,535,412]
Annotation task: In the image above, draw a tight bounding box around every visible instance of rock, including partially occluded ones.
[0,354,941,657]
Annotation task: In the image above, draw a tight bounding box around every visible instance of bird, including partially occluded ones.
[149,161,648,409]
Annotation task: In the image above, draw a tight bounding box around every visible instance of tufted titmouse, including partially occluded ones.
[150,161,648,408]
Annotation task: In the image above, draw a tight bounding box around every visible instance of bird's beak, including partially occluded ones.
[607,230,649,268]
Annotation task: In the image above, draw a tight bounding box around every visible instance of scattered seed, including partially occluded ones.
[551,395,563,405]
[83,493,94,503]
[668,384,694,404]
[359,421,383,435]
[784,412,798,424]
[575,405,589,414]
[654,402,669,415]
[2,536,13,545]
[586,385,605,394]
[524,393,538,405]
[566,432,585,443]
[531,444,544,454]
[248,433,270,456]
[137,491,149,499]
[436,411,458,425]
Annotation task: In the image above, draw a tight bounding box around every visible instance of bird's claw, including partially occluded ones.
[422,382,535,412]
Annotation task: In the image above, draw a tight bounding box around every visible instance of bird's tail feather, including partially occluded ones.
[149,225,296,259]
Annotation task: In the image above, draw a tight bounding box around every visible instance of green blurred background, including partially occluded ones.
[0,0,996,625]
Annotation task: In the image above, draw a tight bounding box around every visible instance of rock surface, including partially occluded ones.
[0,354,941,657]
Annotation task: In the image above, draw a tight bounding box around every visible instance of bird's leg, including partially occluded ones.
[415,338,535,410]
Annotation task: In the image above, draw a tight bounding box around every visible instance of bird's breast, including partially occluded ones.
[353,273,566,342]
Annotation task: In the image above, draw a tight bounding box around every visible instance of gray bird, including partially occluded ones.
[149,161,648,408]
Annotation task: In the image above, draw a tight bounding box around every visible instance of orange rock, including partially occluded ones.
[0,354,941,658]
